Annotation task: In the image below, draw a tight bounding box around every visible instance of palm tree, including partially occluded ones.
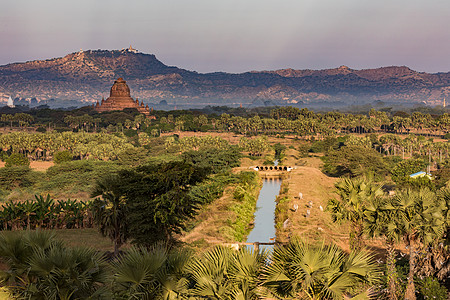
[363,195,403,300]
[0,230,110,300]
[392,188,446,300]
[27,245,110,300]
[259,238,381,299]
[0,230,60,292]
[327,176,384,250]
[112,244,191,299]
[91,175,129,256]
[184,246,268,300]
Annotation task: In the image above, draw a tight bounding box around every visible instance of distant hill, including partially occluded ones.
[1,49,449,108]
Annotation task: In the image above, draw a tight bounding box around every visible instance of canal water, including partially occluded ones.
[246,177,282,250]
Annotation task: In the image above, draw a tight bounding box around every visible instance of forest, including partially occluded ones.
[0,105,449,299]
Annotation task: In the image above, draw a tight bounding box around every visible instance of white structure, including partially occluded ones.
[7,96,15,108]
[122,45,138,53]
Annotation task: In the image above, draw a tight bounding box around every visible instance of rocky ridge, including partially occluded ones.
[1,49,449,107]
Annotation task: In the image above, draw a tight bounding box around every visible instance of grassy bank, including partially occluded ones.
[181,170,262,245]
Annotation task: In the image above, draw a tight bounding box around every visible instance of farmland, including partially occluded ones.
[0,106,449,299]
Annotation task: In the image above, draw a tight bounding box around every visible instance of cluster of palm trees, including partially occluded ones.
[0,131,135,161]
[212,109,450,138]
[239,136,270,156]
[0,230,381,299]
[1,113,34,128]
[327,177,450,300]
[164,135,231,152]
[0,194,94,231]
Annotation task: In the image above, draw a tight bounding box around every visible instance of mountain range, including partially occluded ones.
[0,49,449,108]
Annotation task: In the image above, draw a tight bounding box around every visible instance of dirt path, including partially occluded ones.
[0,161,54,171]
[275,158,354,249]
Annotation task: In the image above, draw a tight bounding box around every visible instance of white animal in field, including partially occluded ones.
[306,210,310,218]
[319,205,323,211]
[230,244,240,251]
[298,192,303,200]
[293,203,298,212]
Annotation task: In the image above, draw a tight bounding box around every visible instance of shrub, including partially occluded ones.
[35,126,46,133]
[418,277,448,300]
[53,150,73,164]
[391,159,427,184]
[5,153,30,167]
[124,129,138,137]
[0,166,33,189]
[322,145,389,178]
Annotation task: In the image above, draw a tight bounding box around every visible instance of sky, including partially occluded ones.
[1,0,450,73]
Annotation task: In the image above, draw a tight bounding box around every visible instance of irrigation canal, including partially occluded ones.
[245,176,282,251]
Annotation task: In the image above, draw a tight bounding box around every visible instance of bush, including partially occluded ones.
[322,145,389,179]
[418,277,448,300]
[36,126,46,133]
[5,153,30,167]
[391,159,427,184]
[116,147,148,167]
[0,166,33,189]
[124,129,138,137]
[42,160,123,192]
[182,147,241,174]
[53,150,73,164]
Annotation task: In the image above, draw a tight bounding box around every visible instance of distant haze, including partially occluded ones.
[2,0,450,73]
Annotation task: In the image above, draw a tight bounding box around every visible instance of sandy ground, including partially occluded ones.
[0,161,54,171]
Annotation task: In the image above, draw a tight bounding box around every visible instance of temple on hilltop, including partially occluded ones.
[93,78,152,116]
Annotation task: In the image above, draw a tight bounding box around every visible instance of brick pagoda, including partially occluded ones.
[94,78,150,115]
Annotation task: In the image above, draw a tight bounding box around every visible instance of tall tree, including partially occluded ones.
[260,238,381,299]
[91,175,129,256]
[392,188,446,300]
[327,176,384,250]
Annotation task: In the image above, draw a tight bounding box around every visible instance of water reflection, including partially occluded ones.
[246,177,281,251]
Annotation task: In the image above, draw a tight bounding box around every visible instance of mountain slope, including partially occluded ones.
[0,49,449,107]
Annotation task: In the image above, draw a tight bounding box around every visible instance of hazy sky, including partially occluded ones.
[1,0,450,73]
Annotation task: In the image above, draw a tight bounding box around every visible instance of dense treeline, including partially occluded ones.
[2,105,450,138]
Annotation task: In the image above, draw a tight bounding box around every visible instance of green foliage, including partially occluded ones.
[116,147,149,167]
[0,166,33,189]
[322,145,389,178]
[42,160,123,193]
[391,158,427,184]
[239,136,270,156]
[417,277,448,300]
[273,142,286,161]
[433,167,450,188]
[228,171,260,241]
[182,146,242,173]
[36,126,46,133]
[309,137,343,153]
[259,238,382,299]
[112,244,191,299]
[0,230,110,299]
[53,150,73,164]
[91,175,129,255]
[108,161,210,246]
[0,194,93,231]
[165,135,230,152]
[123,128,138,137]
[5,153,29,167]
[188,172,237,206]
[327,176,384,250]
[185,246,268,300]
